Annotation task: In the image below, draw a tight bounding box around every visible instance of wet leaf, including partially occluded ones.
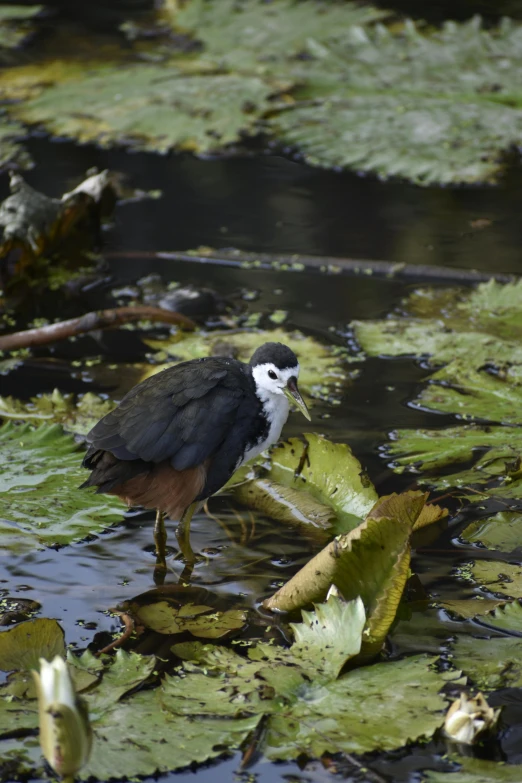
[471,561,522,599]
[452,634,522,689]
[83,689,259,780]
[462,512,522,552]
[167,637,458,757]
[438,598,506,619]
[425,757,522,783]
[264,491,429,657]
[146,328,351,403]
[66,650,104,694]
[9,63,278,155]
[478,599,522,632]
[265,434,378,530]
[84,650,156,717]
[131,600,246,639]
[0,422,125,553]
[0,5,43,51]
[289,594,366,681]
[0,390,115,437]
[0,618,65,672]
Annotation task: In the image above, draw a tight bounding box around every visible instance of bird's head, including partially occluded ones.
[250,342,311,420]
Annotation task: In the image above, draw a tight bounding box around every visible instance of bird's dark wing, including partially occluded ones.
[84,358,257,472]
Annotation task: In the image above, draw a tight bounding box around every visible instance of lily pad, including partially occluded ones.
[146,328,351,403]
[8,62,278,155]
[452,634,522,689]
[0,421,126,553]
[0,618,65,672]
[462,512,522,552]
[471,560,522,599]
[264,434,378,531]
[0,5,43,51]
[425,758,522,783]
[84,650,156,717]
[264,491,434,658]
[477,599,522,633]
[0,390,115,437]
[131,600,246,639]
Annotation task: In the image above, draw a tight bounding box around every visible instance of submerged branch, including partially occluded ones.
[106,249,515,284]
[0,306,196,351]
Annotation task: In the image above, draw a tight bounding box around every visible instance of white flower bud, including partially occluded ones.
[32,656,92,779]
[444,691,500,745]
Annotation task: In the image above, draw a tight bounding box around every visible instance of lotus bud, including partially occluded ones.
[32,656,92,779]
[444,692,500,744]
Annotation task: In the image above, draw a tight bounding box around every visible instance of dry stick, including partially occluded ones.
[106,250,516,284]
[0,306,196,351]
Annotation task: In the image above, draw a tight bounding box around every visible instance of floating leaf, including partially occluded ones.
[462,512,522,552]
[478,600,522,633]
[7,63,278,155]
[265,434,378,531]
[471,561,522,599]
[264,491,430,657]
[0,422,125,553]
[0,390,115,436]
[452,634,522,689]
[146,328,351,403]
[84,650,156,717]
[0,618,65,672]
[289,594,366,681]
[0,5,43,51]
[131,600,246,639]
[425,757,522,783]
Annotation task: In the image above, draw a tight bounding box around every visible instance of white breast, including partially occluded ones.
[239,394,290,467]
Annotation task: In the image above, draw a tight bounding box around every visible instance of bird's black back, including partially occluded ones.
[82,357,267,499]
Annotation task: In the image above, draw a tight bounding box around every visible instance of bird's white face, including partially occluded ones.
[252,362,311,421]
[252,362,300,396]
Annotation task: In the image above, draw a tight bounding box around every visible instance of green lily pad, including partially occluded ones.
[146,328,351,403]
[452,633,522,689]
[471,560,522,598]
[0,618,65,672]
[0,390,115,436]
[84,650,156,717]
[477,599,522,632]
[289,594,366,682]
[0,421,126,553]
[265,434,378,531]
[462,512,522,552]
[9,62,278,155]
[425,758,522,783]
[131,600,247,639]
[0,5,43,51]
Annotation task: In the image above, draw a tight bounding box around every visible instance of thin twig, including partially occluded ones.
[105,250,515,284]
[97,613,135,655]
[0,306,196,351]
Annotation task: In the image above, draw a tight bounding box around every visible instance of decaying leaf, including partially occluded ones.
[0,421,125,554]
[444,692,500,744]
[129,600,246,639]
[0,390,115,436]
[469,560,522,599]
[264,491,444,658]
[0,170,117,281]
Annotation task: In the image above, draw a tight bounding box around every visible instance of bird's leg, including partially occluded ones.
[176,502,197,565]
[153,509,167,571]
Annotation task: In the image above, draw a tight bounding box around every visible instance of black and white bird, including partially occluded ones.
[81,342,310,572]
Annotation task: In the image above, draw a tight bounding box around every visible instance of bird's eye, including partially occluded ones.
[268,369,278,380]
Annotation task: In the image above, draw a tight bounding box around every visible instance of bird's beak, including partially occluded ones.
[284,377,311,421]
